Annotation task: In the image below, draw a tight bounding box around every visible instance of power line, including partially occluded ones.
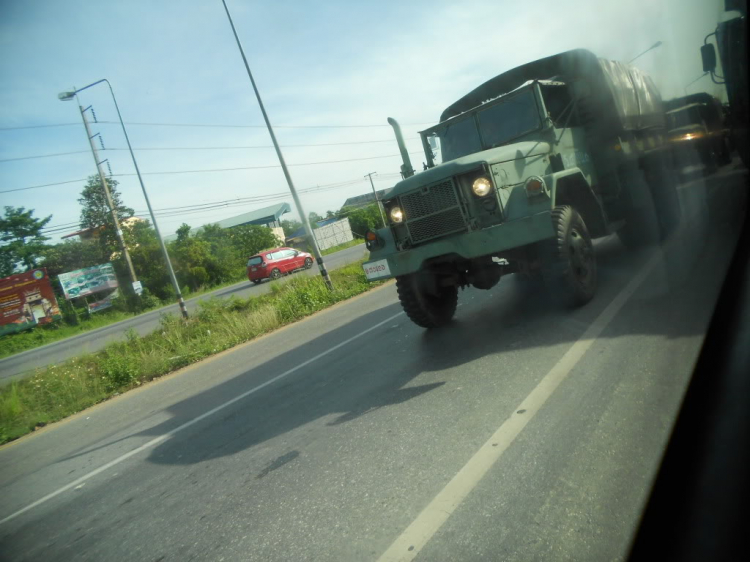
[0,138,422,163]
[0,178,88,194]
[0,121,432,132]
[0,151,91,163]
[2,153,420,194]
[40,174,402,232]
[109,152,422,177]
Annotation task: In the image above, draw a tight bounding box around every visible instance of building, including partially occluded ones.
[162,202,291,242]
[286,217,354,251]
[341,189,390,209]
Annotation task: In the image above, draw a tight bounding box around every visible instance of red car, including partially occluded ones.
[247,247,314,284]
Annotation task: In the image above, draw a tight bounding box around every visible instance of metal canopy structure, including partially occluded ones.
[163,202,291,241]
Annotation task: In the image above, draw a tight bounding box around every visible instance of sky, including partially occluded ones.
[0,0,729,242]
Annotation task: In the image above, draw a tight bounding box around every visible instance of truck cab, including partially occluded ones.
[363,49,678,329]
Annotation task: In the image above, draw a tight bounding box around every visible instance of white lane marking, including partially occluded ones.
[377,250,663,562]
[0,310,405,527]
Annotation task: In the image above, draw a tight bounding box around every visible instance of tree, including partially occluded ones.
[308,211,323,228]
[343,203,384,238]
[0,206,52,276]
[227,224,282,257]
[40,239,104,280]
[127,220,173,300]
[281,219,303,238]
[78,175,134,256]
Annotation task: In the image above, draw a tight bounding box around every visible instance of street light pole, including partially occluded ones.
[684,72,709,94]
[629,41,663,64]
[59,81,188,318]
[365,172,386,227]
[220,0,333,290]
[78,103,138,286]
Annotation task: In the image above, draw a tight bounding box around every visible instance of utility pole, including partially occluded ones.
[59,81,187,317]
[79,104,138,287]
[365,172,386,227]
[220,0,333,290]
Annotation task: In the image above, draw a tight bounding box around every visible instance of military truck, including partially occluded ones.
[700,0,747,167]
[362,49,680,329]
[664,93,732,174]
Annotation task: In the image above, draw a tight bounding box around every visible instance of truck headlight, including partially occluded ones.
[389,206,404,223]
[472,177,493,197]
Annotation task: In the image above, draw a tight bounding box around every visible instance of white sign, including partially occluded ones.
[363,259,391,280]
[132,281,143,295]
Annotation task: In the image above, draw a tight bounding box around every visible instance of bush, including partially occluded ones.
[59,299,79,326]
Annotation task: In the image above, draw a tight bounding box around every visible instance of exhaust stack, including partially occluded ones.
[388,117,415,179]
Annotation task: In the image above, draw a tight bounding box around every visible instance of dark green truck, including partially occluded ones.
[363,49,679,328]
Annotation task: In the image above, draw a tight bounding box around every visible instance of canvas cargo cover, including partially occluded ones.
[440,49,665,135]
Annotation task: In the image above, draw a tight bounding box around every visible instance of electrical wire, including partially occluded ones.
[110,152,420,177]
[0,138,424,163]
[39,173,402,233]
[3,152,418,193]
[0,121,432,131]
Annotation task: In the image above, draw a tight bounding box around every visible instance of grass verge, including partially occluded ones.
[0,310,137,360]
[321,239,364,255]
[0,261,383,445]
[0,244,366,360]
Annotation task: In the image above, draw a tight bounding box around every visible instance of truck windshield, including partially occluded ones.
[424,87,541,164]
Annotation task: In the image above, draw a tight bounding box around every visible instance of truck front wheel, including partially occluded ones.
[396,273,458,329]
[541,205,597,307]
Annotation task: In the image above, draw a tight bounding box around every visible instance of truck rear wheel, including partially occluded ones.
[541,205,597,307]
[396,274,458,329]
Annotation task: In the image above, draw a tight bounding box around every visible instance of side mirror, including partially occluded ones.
[701,44,717,73]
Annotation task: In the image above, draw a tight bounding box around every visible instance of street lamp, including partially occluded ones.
[220,0,333,291]
[59,80,189,318]
[629,41,663,64]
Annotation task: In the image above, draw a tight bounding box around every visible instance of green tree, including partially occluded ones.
[169,224,212,291]
[227,224,282,256]
[308,211,323,228]
[127,220,173,300]
[40,239,104,280]
[281,219,303,238]
[342,203,384,238]
[78,175,134,256]
[0,206,52,276]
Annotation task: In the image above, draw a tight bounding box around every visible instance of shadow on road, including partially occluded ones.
[58,166,746,470]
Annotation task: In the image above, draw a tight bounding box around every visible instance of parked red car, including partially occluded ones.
[247,247,314,284]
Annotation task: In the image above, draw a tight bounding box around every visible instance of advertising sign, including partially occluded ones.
[88,288,120,313]
[58,263,118,300]
[0,269,62,336]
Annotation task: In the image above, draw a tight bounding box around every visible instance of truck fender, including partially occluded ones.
[548,169,608,238]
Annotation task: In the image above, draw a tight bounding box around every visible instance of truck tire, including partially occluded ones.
[396,274,458,329]
[541,206,597,307]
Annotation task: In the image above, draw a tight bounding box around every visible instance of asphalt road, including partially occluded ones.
[0,164,745,561]
[0,243,368,385]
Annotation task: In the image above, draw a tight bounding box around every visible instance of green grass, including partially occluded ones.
[0,310,135,360]
[0,244,366,360]
[320,239,364,255]
[0,261,385,445]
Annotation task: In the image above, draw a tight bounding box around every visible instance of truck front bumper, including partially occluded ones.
[363,210,554,281]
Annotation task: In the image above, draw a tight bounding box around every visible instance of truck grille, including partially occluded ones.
[401,179,467,244]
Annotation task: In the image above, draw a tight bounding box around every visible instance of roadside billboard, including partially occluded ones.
[58,263,118,300]
[0,269,62,336]
[87,288,120,313]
